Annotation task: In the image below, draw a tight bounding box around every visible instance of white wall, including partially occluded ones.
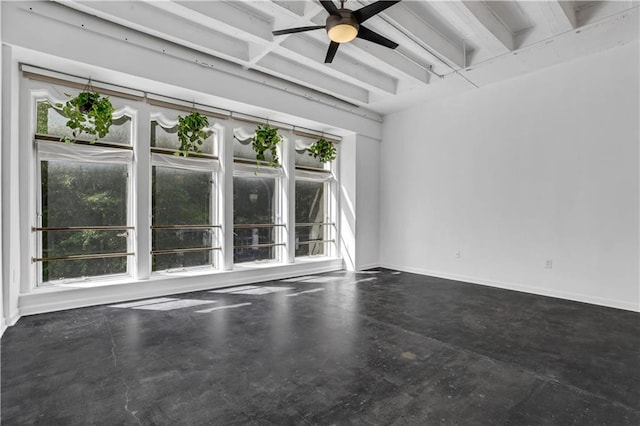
[339,134,381,271]
[339,135,358,271]
[0,1,4,335]
[355,136,381,270]
[380,41,640,312]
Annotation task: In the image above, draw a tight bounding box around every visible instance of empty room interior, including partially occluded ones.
[1,0,639,424]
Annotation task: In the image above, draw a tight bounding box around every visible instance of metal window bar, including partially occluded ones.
[151,146,218,160]
[151,247,222,255]
[295,223,334,227]
[33,226,133,232]
[233,224,285,229]
[151,225,221,230]
[296,239,335,245]
[294,166,331,173]
[232,157,282,167]
[32,252,134,263]
[233,242,286,249]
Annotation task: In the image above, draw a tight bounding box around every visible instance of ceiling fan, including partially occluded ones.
[272,0,401,64]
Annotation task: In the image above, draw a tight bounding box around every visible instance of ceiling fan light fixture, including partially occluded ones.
[328,23,358,43]
[326,11,359,43]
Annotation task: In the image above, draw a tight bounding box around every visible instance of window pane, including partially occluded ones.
[295,180,326,257]
[151,121,215,155]
[37,100,132,144]
[44,258,128,283]
[233,176,276,263]
[152,166,214,271]
[40,160,129,282]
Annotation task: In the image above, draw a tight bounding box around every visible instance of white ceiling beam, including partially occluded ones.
[538,1,578,33]
[54,1,375,105]
[460,1,515,52]
[280,36,397,95]
[251,1,429,88]
[430,1,514,58]
[59,1,250,61]
[378,3,466,69]
[348,40,430,85]
[153,1,273,44]
[246,1,325,66]
[256,54,369,104]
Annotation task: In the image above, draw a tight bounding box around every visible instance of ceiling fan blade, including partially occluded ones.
[353,0,401,23]
[324,41,340,63]
[272,25,326,36]
[356,25,399,49]
[319,0,340,15]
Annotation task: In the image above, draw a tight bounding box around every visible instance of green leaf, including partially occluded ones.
[176,111,209,157]
[59,90,115,144]
[252,124,281,167]
[308,138,336,163]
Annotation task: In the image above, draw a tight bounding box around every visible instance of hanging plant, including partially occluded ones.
[57,91,115,144]
[308,138,337,163]
[252,124,281,166]
[175,111,210,157]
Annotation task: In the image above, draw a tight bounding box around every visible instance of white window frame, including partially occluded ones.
[293,139,337,259]
[232,121,285,265]
[29,84,136,286]
[149,110,223,273]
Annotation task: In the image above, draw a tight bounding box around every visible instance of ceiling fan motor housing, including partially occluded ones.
[326,9,360,43]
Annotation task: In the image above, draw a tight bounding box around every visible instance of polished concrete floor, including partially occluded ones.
[2,269,639,425]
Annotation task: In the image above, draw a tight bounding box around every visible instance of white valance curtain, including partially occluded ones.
[36,139,132,163]
[233,162,284,177]
[151,152,219,172]
[233,124,314,151]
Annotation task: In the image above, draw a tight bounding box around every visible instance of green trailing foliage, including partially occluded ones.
[252,124,281,167]
[176,111,210,157]
[308,138,337,163]
[57,91,115,144]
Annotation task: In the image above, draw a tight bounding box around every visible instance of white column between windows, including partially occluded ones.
[220,120,234,271]
[283,134,296,264]
[134,101,151,280]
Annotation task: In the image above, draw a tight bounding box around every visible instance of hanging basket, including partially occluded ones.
[57,80,115,144]
[175,111,210,157]
[252,124,282,167]
[308,138,337,163]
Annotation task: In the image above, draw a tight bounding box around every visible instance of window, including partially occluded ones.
[295,180,328,257]
[233,175,281,263]
[37,159,130,282]
[150,110,221,271]
[293,135,336,258]
[33,90,134,285]
[231,121,285,264]
[24,73,340,291]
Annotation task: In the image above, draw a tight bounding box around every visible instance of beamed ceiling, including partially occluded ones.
[50,1,639,114]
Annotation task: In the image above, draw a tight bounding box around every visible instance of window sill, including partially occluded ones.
[19,257,343,317]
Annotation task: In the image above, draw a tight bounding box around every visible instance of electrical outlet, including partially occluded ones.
[545,259,553,269]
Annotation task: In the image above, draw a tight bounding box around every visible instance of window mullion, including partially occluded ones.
[135,102,151,280]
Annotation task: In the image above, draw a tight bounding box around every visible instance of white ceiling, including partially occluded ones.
[56,0,639,115]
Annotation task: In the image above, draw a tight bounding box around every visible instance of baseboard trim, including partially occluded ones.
[18,259,344,318]
[356,263,380,271]
[380,263,640,313]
